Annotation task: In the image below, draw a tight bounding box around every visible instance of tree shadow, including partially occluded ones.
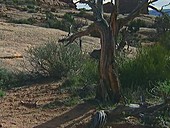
[34,102,96,128]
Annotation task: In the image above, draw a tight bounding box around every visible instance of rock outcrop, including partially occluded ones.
[103,0,148,14]
[118,0,148,14]
[36,0,76,11]
[103,2,115,13]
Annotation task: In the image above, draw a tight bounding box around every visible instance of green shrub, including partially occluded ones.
[3,0,36,5]
[63,58,99,100]
[118,45,170,89]
[63,13,75,24]
[128,19,146,33]
[27,41,83,79]
[154,14,170,34]
[0,68,17,89]
[159,31,170,50]
[44,12,71,32]
[44,12,87,33]
[0,89,5,97]
[9,17,36,25]
[27,9,38,13]
[157,80,170,97]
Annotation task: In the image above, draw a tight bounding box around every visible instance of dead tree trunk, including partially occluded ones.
[95,21,121,103]
[59,0,156,104]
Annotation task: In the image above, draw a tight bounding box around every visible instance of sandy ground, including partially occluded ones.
[0,81,95,128]
[0,21,100,128]
[0,11,157,128]
[0,22,100,71]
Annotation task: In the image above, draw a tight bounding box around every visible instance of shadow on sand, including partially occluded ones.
[34,102,96,128]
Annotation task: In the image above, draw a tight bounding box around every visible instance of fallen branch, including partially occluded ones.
[89,98,170,127]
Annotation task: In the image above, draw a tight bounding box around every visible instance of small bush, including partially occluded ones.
[159,31,170,50]
[0,68,17,89]
[63,58,99,100]
[157,80,170,97]
[9,17,36,25]
[27,41,83,79]
[118,45,170,89]
[0,89,5,97]
[44,12,87,33]
[128,19,146,33]
[154,14,170,34]
[3,0,36,5]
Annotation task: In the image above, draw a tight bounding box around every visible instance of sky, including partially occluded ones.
[74,0,170,10]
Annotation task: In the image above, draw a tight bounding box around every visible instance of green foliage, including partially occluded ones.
[157,80,170,97]
[78,9,86,16]
[63,58,99,100]
[9,17,36,25]
[27,41,83,79]
[44,12,87,32]
[0,68,17,89]
[44,12,71,32]
[2,0,36,5]
[118,45,170,89]
[154,14,170,34]
[0,89,5,97]
[159,31,170,50]
[68,58,99,87]
[128,19,146,33]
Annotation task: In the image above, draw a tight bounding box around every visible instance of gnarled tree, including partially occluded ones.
[59,0,159,104]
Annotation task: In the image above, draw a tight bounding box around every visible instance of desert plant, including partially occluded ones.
[0,89,5,97]
[154,14,170,34]
[0,68,17,89]
[44,12,87,33]
[62,58,99,100]
[118,45,170,89]
[159,31,170,50]
[27,41,83,79]
[157,80,170,97]
[128,19,146,33]
[9,17,36,25]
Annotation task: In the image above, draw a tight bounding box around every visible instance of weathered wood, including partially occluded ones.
[59,0,161,104]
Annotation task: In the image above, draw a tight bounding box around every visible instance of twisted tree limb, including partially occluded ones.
[59,23,96,46]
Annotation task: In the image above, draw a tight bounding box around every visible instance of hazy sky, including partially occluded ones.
[74,0,170,9]
[152,0,170,9]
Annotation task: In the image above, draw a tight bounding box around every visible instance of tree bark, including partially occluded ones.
[59,0,158,104]
[95,20,121,103]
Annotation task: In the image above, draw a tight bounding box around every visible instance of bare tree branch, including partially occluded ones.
[117,0,149,29]
[148,5,165,15]
[161,2,170,10]
[58,23,96,46]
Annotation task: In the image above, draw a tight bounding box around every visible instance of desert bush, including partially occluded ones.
[0,89,5,97]
[3,0,36,5]
[154,14,170,34]
[128,19,146,33]
[118,45,170,89]
[44,12,71,32]
[9,17,36,25]
[62,58,99,100]
[27,41,83,79]
[157,80,170,97]
[159,31,170,50]
[0,68,18,89]
[44,12,87,33]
